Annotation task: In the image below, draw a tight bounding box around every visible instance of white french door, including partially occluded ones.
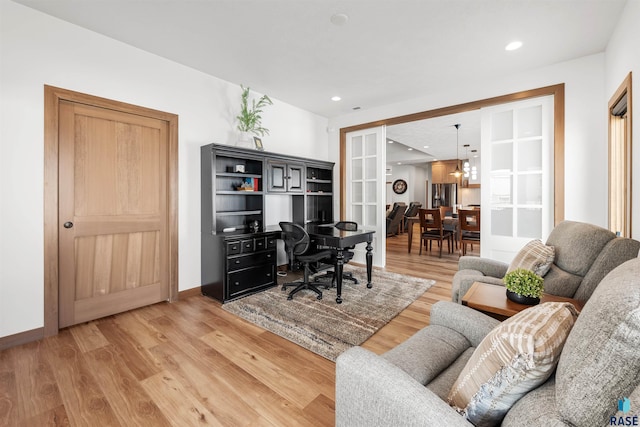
[481,96,554,263]
[345,127,386,267]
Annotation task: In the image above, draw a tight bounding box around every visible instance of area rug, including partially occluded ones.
[222,265,435,361]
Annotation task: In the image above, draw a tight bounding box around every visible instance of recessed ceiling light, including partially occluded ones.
[397,162,402,165]
[387,140,393,144]
[407,148,413,151]
[505,41,523,51]
[331,96,341,101]
[423,145,429,149]
[330,13,349,26]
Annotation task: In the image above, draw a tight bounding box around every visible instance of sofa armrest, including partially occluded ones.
[453,271,506,303]
[430,301,501,347]
[336,346,473,427]
[458,256,509,278]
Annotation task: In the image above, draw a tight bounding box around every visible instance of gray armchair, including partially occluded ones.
[452,220,640,303]
[336,257,640,426]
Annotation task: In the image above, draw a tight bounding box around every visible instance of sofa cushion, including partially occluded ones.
[507,239,555,277]
[555,258,640,427]
[383,324,471,386]
[572,237,640,301]
[539,263,583,298]
[448,302,578,427]
[501,378,566,426]
[545,220,614,277]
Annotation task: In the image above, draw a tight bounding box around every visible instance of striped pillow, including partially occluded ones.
[447,302,578,427]
[507,239,555,277]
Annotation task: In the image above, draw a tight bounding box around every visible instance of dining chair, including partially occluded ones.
[458,209,481,256]
[279,222,334,300]
[438,205,453,219]
[403,202,422,232]
[418,208,454,258]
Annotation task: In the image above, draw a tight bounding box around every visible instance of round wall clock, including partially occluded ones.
[392,179,408,194]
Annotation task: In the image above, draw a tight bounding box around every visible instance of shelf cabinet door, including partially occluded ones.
[287,164,304,192]
[267,161,304,193]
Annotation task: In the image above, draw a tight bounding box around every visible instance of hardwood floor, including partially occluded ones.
[0,233,477,426]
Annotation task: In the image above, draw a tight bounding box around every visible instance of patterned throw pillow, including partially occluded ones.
[447,302,578,427]
[507,239,555,277]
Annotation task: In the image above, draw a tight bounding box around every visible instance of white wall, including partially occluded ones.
[460,188,481,206]
[385,164,427,208]
[329,54,608,231]
[0,1,329,338]
[605,0,640,241]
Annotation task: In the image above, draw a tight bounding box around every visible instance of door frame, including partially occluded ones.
[608,72,632,237]
[340,84,565,225]
[43,85,179,336]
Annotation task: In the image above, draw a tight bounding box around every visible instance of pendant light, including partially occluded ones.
[463,144,470,178]
[471,149,478,180]
[449,123,463,178]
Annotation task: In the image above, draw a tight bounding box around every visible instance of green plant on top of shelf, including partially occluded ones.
[236,85,273,137]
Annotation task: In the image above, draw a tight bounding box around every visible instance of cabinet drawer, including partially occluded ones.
[266,236,277,249]
[228,264,275,298]
[254,237,267,251]
[226,241,241,255]
[241,239,254,252]
[227,250,275,272]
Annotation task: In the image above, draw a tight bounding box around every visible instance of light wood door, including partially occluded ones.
[58,100,170,328]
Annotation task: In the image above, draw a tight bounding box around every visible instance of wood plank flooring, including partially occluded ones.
[0,233,477,426]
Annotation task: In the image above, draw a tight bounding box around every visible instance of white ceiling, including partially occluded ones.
[386,110,481,167]
[14,0,625,121]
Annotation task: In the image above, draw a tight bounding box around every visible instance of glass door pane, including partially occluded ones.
[481,96,554,263]
[345,127,386,267]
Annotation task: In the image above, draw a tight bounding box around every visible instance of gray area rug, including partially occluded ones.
[222,265,435,361]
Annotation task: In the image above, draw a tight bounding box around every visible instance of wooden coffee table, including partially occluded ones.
[462,281,585,320]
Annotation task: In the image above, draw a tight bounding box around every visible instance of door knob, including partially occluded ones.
[63,221,74,229]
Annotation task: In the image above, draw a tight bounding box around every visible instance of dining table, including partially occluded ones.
[406,216,459,253]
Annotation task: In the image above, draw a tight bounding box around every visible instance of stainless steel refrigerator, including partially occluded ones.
[432,183,457,208]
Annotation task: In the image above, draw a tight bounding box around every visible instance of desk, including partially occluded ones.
[462,282,584,321]
[406,217,458,253]
[306,224,375,304]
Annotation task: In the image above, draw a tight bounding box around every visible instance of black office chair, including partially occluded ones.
[279,222,333,300]
[315,221,359,287]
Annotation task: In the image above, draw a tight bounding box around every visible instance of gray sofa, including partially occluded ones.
[336,257,640,426]
[452,220,640,303]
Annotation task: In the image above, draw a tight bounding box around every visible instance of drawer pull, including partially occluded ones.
[235,260,241,264]
[234,281,240,286]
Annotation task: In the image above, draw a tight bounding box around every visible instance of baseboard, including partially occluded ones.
[0,327,44,351]
[178,286,203,299]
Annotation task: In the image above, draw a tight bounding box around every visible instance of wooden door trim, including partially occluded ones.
[339,84,565,225]
[43,85,179,337]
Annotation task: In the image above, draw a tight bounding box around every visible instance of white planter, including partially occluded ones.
[237,131,254,149]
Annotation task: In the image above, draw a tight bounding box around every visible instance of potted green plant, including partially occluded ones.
[236,85,273,146]
[503,268,544,305]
